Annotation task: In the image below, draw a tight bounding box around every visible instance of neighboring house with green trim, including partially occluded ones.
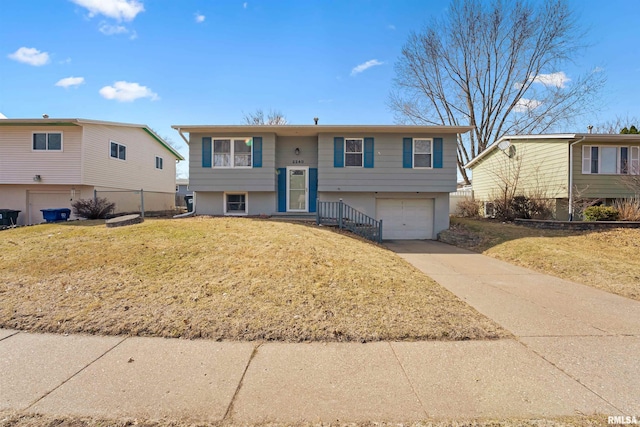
[466,134,640,220]
[172,124,471,239]
[0,118,184,225]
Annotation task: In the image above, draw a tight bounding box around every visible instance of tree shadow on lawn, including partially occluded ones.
[435,217,602,253]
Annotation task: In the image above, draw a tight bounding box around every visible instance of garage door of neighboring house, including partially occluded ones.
[28,191,73,225]
[376,198,434,240]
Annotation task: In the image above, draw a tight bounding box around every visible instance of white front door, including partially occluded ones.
[287,166,308,212]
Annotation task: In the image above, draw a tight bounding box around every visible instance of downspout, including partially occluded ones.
[173,193,196,218]
[568,136,586,221]
[176,127,189,146]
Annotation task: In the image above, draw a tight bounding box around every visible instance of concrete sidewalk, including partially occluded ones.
[387,240,640,417]
[1,241,638,423]
[0,330,621,423]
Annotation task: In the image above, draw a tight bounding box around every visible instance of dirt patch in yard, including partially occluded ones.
[0,217,507,342]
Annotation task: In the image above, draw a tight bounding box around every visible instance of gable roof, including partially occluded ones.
[171,124,473,143]
[465,133,640,169]
[0,118,184,160]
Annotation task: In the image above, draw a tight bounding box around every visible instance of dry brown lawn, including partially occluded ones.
[0,217,507,342]
[441,218,640,301]
[0,410,609,427]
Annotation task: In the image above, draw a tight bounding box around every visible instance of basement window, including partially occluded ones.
[224,193,247,215]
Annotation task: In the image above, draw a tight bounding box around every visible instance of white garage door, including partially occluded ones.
[28,192,73,225]
[376,198,434,240]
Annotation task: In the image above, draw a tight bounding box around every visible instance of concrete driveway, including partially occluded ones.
[386,240,640,415]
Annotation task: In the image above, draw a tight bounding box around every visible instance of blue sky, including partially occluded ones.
[1,0,639,177]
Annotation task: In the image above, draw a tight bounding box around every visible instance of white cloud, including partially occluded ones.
[70,0,144,21]
[195,13,205,23]
[351,59,383,76]
[99,23,129,35]
[8,47,50,66]
[243,2,248,9]
[99,81,159,102]
[531,71,570,88]
[59,57,72,64]
[55,76,85,88]
[387,24,396,30]
[513,98,542,113]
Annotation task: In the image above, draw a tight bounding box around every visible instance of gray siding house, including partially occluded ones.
[172,125,471,239]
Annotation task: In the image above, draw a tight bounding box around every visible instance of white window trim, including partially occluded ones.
[581,145,640,175]
[155,156,163,170]
[31,131,63,152]
[344,137,364,168]
[413,137,433,169]
[223,192,248,216]
[286,166,309,213]
[212,137,253,169]
[109,140,127,161]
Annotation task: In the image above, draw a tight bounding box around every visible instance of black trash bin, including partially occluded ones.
[184,195,194,212]
[0,209,21,226]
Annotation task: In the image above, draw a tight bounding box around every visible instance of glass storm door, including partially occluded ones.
[287,167,308,212]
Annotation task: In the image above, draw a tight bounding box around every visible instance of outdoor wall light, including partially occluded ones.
[33,175,41,182]
[295,148,300,155]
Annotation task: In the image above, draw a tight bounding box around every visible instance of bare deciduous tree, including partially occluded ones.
[243,109,288,125]
[592,115,640,134]
[390,0,605,184]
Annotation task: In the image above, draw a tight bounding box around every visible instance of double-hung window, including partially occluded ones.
[582,146,640,175]
[33,132,62,151]
[155,156,163,170]
[213,138,252,167]
[345,138,363,167]
[110,141,126,160]
[413,138,432,168]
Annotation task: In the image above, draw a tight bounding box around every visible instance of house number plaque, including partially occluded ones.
[292,159,305,164]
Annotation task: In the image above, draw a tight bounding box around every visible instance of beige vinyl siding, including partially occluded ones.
[471,140,569,201]
[0,184,91,225]
[317,133,457,192]
[189,132,276,191]
[572,142,640,198]
[82,124,177,192]
[0,125,82,184]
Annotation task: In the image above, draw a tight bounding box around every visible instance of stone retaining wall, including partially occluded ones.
[514,218,640,230]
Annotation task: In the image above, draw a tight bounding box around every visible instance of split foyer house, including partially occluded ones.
[466,133,640,220]
[172,124,472,239]
[0,118,184,225]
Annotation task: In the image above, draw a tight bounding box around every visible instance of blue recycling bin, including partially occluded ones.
[41,208,71,223]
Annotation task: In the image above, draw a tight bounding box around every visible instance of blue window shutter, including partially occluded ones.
[253,137,262,168]
[433,137,443,168]
[334,137,344,168]
[277,168,286,212]
[309,168,318,212]
[403,138,412,168]
[364,137,374,168]
[202,137,212,168]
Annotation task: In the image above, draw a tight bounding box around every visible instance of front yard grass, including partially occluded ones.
[0,217,507,342]
[441,218,640,301]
